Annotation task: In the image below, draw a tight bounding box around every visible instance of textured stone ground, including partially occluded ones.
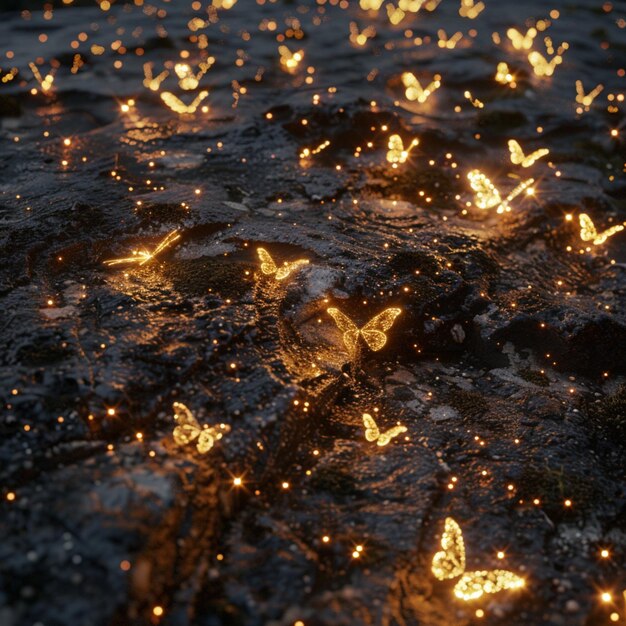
[1,1,625,625]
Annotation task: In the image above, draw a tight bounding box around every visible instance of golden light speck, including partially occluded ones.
[153,606,164,617]
[601,592,612,603]
[233,477,243,486]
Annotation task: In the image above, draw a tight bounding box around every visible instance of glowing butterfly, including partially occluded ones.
[467,170,534,214]
[579,214,625,246]
[459,0,484,19]
[172,402,230,454]
[495,62,515,86]
[143,62,169,91]
[29,62,54,93]
[103,230,181,266]
[386,134,419,165]
[432,517,525,601]
[257,248,309,280]
[279,46,304,72]
[387,4,406,25]
[528,51,562,77]
[349,22,376,47]
[464,91,484,109]
[362,413,407,446]
[174,60,214,90]
[438,30,463,49]
[160,90,209,114]
[327,306,401,354]
[360,0,384,9]
[508,139,549,168]
[575,81,603,108]
[507,27,537,50]
[401,72,441,103]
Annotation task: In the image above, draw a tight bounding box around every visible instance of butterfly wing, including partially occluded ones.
[196,428,216,454]
[376,425,407,446]
[508,139,524,165]
[468,170,502,209]
[432,517,466,580]
[362,413,380,442]
[275,259,309,280]
[453,569,525,601]
[189,90,209,112]
[257,247,278,276]
[578,214,598,242]
[327,307,360,354]
[160,92,188,113]
[402,72,423,101]
[172,402,201,445]
[360,308,402,352]
[386,134,405,163]
[506,28,523,49]
[522,148,549,167]
[593,224,625,246]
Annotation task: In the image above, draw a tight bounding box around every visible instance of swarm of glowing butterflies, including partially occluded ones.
[432,517,525,601]
[362,413,407,446]
[172,402,231,454]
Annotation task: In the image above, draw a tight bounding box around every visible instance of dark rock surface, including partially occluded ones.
[1,1,625,625]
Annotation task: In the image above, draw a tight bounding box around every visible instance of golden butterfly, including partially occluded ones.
[468,170,534,214]
[506,27,537,50]
[432,517,525,601]
[257,247,309,280]
[172,402,230,454]
[508,139,549,168]
[438,29,463,49]
[494,62,515,86]
[349,22,376,47]
[579,214,625,246]
[175,60,214,91]
[29,62,54,93]
[279,46,304,72]
[362,413,407,446]
[528,51,562,77]
[103,230,181,266]
[160,90,209,114]
[386,134,419,165]
[143,62,169,91]
[401,72,441,103]
[327,306,401,354]
[459,0,484,19]
[575,80,603,108]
